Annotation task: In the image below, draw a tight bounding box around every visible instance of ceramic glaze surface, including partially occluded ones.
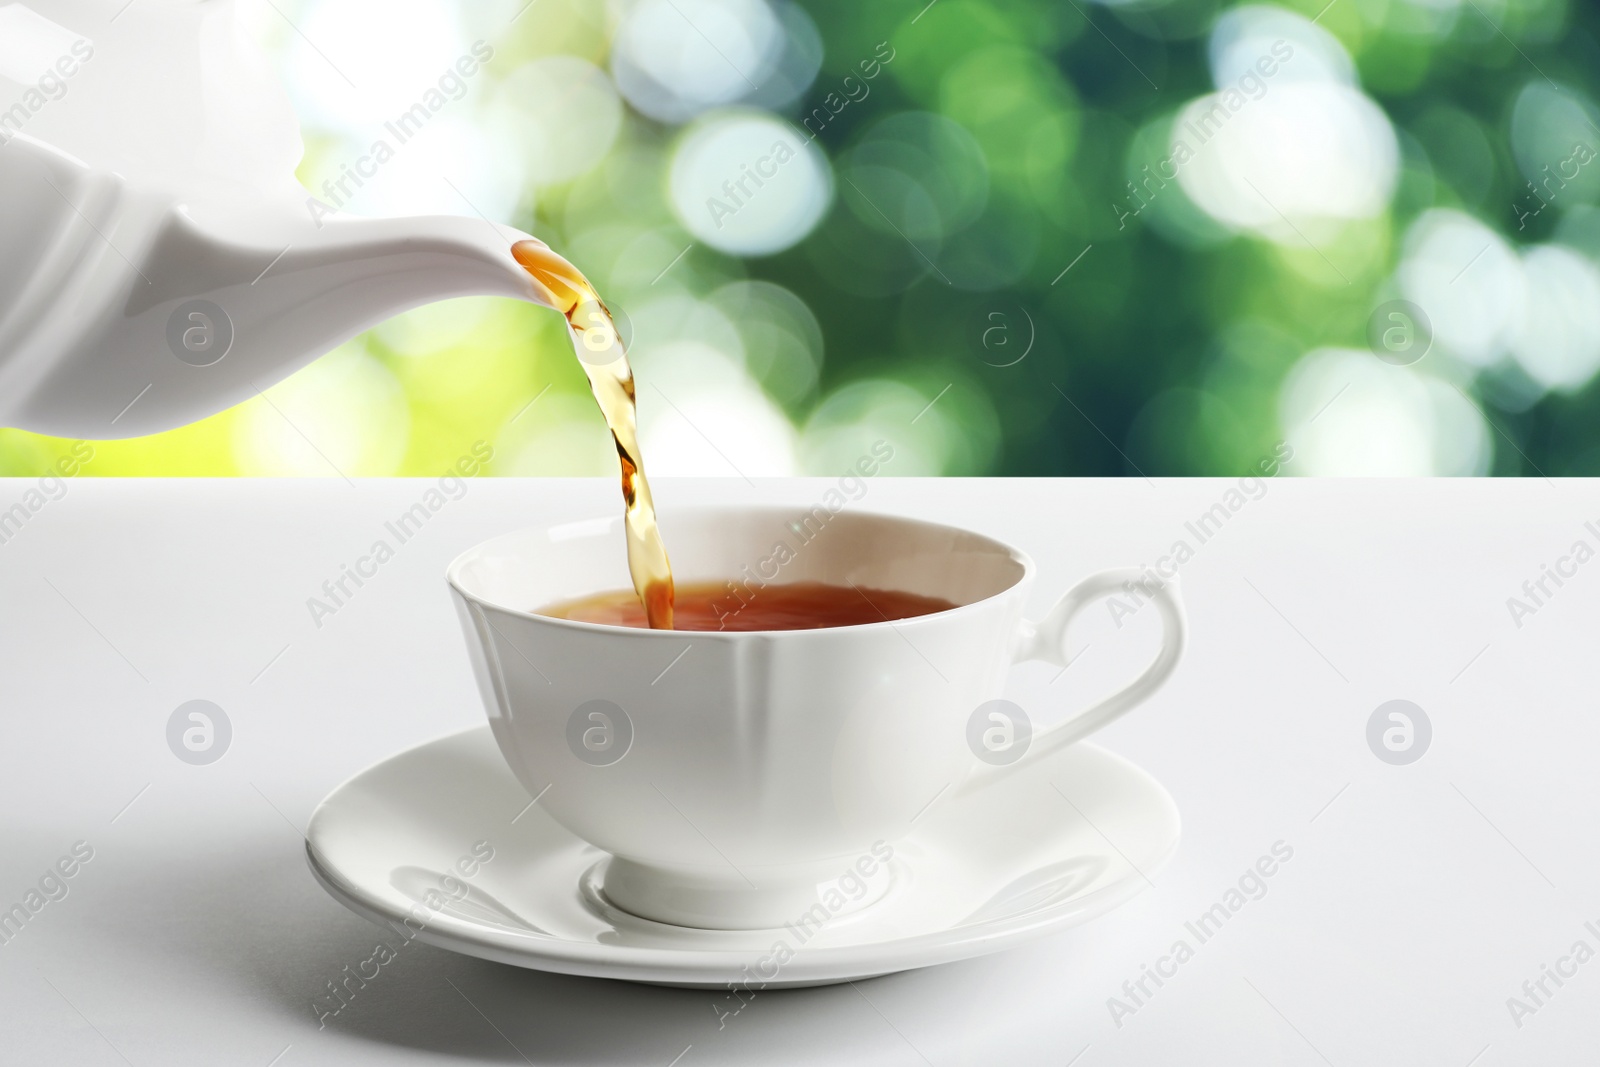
[447,507,1185,929]
[306,725,1182,987]
[0,0,553,437]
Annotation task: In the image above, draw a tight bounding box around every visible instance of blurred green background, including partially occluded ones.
[5,0,1599,477]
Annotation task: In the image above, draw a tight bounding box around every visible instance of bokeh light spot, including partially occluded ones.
[668,110,831,255]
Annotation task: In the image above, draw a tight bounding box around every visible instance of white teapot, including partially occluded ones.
[0,0,558,437]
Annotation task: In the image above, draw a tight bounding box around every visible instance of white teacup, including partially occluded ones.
[447,507,1184,930]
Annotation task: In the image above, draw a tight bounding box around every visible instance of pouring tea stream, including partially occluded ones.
[0,0,675,624]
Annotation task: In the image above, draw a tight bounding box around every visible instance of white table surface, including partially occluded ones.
[1,476,1596,1066]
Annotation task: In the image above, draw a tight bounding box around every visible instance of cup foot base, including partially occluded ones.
[593,854,896,932]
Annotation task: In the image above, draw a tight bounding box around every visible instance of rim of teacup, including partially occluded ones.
[445,505,1036,638]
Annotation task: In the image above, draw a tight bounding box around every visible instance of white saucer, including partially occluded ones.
[305,726,1179,988]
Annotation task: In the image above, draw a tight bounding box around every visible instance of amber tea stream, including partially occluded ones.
[512,240,675,629]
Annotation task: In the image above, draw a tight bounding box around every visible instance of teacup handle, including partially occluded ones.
[962,569,1185,792]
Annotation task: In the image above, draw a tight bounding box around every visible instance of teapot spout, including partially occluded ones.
[0,186,567,438]
[254,212,564,319]
[117,210,566,436]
